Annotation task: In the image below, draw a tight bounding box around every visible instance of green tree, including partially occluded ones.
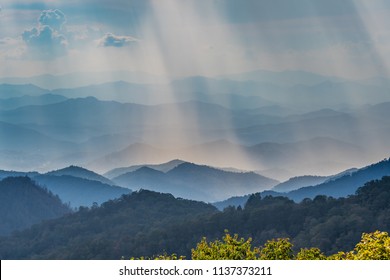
[328,231,390,260]
[327,251,355,260]
[352,231,390,260]
[296,248,327,260]
[130,253,186,260]
[129,230,390,260]
[191,231,259,260]
[259,238,294,260]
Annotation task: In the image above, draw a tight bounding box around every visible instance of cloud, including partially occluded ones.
[38,9,66,31]
[2,0,390,79]
[21,9,69,59]
[98,33,138,47]
[22,25,68,59]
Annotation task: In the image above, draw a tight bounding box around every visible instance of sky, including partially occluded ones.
[1,0,390,79]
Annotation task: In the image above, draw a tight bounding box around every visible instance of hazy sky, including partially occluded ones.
[1,0,390,79]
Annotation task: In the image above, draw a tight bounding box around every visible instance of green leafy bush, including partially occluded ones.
[192,231,259,260]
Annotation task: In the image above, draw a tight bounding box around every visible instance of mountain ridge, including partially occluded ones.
[112,161,278,202]
[0,176,71,236]
[46,165,115,186]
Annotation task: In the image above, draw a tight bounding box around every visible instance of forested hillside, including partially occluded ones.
[1,176,389,259]
[33,174,131,208]
[0,177,71,236]
[0,190,217,259]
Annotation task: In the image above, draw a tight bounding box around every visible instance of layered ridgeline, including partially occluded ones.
[35,165,131,208]
[0,177,71,236]
[214,158,390,209]
[0,176,389,259]
[1,157,389,211]
[0,161,275,207]
[110,162,278,202]
[0,166,131,208]
[1,77,390,178]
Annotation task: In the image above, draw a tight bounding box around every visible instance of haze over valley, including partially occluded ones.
[1,71,389,182]
[1,0,390,260]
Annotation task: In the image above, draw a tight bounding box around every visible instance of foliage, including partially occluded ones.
[353,231,390,260]
[191,231,259,260]
[130,253,186,260]
[190,233,299,260]
[1,176,390,259]
[188,231,389,260]
[259,238,294,260]
[296,248,327,260]
[328,231,390,260]
[0,176,71,236]
[0,189,216,259]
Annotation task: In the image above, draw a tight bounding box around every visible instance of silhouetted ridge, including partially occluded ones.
[33,174,131,208]
[46,165,114,185]
[0,189,217,259]
[2,176,390,259]
[0,176,71,236]
[113,162,277,202]
[288,158,390,201]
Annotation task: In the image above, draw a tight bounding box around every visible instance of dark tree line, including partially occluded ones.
[0,176,71,236]
[1,176,390,259]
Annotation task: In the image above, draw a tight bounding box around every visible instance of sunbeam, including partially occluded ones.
[1,0,390,185]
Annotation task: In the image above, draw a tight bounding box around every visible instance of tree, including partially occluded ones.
[129,230,390,260]
[296,248,327,260]
[130,253,186,260]
[259,238,294,260]
[351,231,390,260]
[328,231,390,260]
[191,231,259,260]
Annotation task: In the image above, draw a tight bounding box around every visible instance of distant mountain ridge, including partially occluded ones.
[0,71,166,89]
[89,136,365,176]
[0,164,132,209]
[104,159,185,179]
[272,168,359,192]
[0,84,48,98]
[287,158,390,201]
[272,175,329,192]
[0,170,39,180]
[218,69,348,86]
[112,161,278,202]
[1,76,390,177]
[33,174,131,208]
[0,94,67,110]
[214,157,390,207]
[47,165,115,186]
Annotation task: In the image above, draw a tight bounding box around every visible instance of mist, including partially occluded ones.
[1,0,390,183]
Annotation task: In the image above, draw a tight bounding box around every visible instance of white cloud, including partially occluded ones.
[38,9,66,31]
[98,33,138,48]
[22,25,68,59]
[1,1,390,79]
[21,9,69,59]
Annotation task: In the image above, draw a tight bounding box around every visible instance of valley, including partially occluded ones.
[1,70,390,259]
